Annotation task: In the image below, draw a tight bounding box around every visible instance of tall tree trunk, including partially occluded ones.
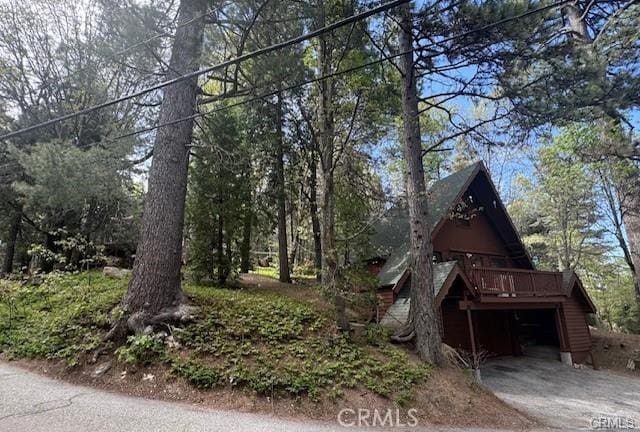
[41,232,57,273]
[290,224,300,269]
[396,3,442,364]
[289,187,300,269]
[240,204,252,273]
[317,28,348,331]
[1,210,21,275]
[217,214,226,285]
[123,0,207,322]
[622,193,640,303]
[309,153,323,281]
[599,167,640,304]
[275,92,291,283]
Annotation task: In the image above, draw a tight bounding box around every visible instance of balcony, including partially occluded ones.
[468,267,565,297]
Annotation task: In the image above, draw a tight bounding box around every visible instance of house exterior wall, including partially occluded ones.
[433,210,516,268]
[378,287,394,318]
[441,298,472,352]
[561,288,593,363]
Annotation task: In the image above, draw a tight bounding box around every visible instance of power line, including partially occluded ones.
[0,0,410,142]
[105,0,573,149]
[114,50,411,145]
[2,0,571,144]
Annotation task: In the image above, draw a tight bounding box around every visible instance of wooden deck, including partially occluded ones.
[469,267,565,298]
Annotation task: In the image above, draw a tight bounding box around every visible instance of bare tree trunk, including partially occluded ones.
[317,26,349,331]
[123,0,207,326]
[1,210,20,275]
[622,193,640,303]
[309,154,323,281]
[41,232,57,273]
[240,204,252,273]
[289,186,300,269]
[275,92,291,283]
[395,3,442,364]
[217,214,226,285]
[598,167,640,305]
[290,222,300,269]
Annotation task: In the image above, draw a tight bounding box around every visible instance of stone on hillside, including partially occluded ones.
[627,359,636,371]
[92,361,112,378]
[103,266,131,279]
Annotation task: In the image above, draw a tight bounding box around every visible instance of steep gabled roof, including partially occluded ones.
[370,162,480,259]
[380,261,473,327]
[372,161,533,286]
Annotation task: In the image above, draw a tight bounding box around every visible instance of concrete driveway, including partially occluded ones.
[482,357,640,429]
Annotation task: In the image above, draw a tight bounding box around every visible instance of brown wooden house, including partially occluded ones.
[370,162,597,365]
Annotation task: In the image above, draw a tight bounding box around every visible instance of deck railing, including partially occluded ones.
[468,267,564,297]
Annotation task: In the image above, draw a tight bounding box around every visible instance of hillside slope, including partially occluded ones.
[0,272,535,429]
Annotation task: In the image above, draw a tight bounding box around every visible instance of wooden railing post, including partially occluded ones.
[530,273,535,295]
[470,266,564,297]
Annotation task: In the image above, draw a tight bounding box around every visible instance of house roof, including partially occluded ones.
[370,162,480,259]
[379,261,459,328]
[433,261,459,297]
[373,162,482,287]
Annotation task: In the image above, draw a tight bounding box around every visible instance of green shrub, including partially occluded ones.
[365,324,390,347]
[0,272,432,403]
[169,358,220,388]
[0,271,123,364]
[115,334,165,365]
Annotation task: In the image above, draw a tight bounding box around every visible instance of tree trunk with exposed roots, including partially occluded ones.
[119,0,207,335]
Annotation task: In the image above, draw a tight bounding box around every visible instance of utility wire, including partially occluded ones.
[106,0,573,149]
[115,50,410,145]
[0,0,410,141]
[2,0,570,144]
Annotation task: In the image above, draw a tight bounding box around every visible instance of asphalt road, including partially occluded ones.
[0,362,490,432]
[483,356,640,430]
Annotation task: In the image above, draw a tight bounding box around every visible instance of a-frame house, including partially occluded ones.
[369,162,597,365]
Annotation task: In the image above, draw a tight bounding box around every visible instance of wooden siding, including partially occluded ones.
[441,298,472,352]
[378,287,394,318]
[562,289,592,363]
[434,211,512,261]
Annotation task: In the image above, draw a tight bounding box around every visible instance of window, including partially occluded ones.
[432,251,442,263]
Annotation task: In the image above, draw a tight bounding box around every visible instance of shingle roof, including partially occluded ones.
[433,261,458,295]
[379,261,458,327]
[373,162,481,287]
